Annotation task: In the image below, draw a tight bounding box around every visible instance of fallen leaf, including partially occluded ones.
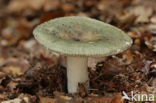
[122,50,134,65]
[147,24,156,34]
[61,3,75,12]
[145,36,156,51]
[86,95,112,103]
[114,13,136,30]
[111,94,124,103]
[2,96,30,103]
[7,0,45,13]
[132,6,153,23]
[40,11,65,23]
[127,31,141,39]
[1,18,33,47]
[2,66,23,76]
[142,60,152,75]
[150,15,156,23]
[7,81,18,92]
[39,96,56,103]
[0,57,30,77]
[43,0,60,11]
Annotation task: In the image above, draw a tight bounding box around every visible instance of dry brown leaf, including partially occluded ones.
[61,3,74,12]
[1,18,33,47]
[39,96,56,103]
[7,81,18,92]
[56,96,83,103]
[114,13,136,30]
[145,37,156,51]
[2,66,23,76]
[86,95,112,103]
[39,96,82,103]
[0,57,4,65]
[7,0,45,12]
[89,98,112,103]
[147,24,156,34]
[111,94,124,103]
[122,50,134,65]
[2,96,30,103]
[7,0,28,13]
[0,72,7,84]
[8,0,60,13]
[132,6,153,23]
[1,57,30,76]
[43,0,60,11]
[100,57,127,76]
[150,78,156,87]
[0,72,6,79]
[0,94,8,100]
[150,15,156,23]
[40,11,65,23]
[23,39,37,51]
[127,31,141,39]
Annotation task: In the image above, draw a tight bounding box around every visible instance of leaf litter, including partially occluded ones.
[0,0,156,103]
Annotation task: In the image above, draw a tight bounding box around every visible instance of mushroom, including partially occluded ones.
[33,16,132,93]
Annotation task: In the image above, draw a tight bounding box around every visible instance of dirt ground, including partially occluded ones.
[0,0,156,103]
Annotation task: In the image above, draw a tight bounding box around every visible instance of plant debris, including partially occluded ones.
[0,0,156,102]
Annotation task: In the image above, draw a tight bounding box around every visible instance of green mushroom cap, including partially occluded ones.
[33,16,132,57]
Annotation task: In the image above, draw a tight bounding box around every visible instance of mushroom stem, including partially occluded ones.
[67,56,89,93]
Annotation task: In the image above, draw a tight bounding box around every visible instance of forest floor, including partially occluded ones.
[0,0,156,103]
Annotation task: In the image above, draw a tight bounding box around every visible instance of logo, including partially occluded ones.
[122,91,155,102]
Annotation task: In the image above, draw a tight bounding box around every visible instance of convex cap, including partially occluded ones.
[33,16,132,56]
